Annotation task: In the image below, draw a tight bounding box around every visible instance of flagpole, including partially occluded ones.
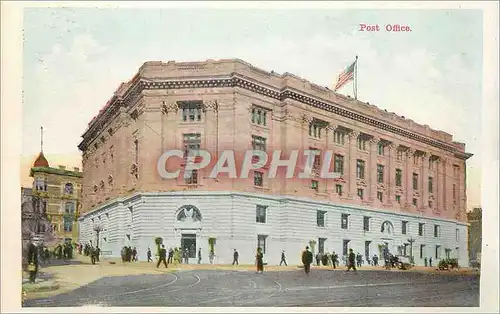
[354,55,358,100]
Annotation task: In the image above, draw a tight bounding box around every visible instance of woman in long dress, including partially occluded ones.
[256,247,264,274]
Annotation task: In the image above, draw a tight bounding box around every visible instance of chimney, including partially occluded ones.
[73,167,80,172]
[58,165,66,170]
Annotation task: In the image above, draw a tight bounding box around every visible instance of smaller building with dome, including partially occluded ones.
[28,151,83,243]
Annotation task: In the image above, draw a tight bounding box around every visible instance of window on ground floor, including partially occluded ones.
[342,239,350,256]
[435,245,441,259]
[365,241,371,259]
[318,238,326,254]
[317,210,326,227]
[257,235,267,254]
[420,244,425,259]
[363,216,370,231]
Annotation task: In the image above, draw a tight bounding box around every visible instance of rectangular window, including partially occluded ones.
[257,235,267,254]
[311,148,321,171]
[456,228,459,241]
[377,191,383,202]
[251,106,268,126]
[356,160,365,179]
[412,198,417,206]
[363,216,370,231]
[395,195,401,204]
[311,180,319,191]
[183,133,201,157]
[256,205,267,223]
[453,184,457,204]
[377,164,384,183]
[341,213,349,229]
[335,184,343,196]
[309,122,322,139]
[316,210,326,227]
[402,221,408,235]
[397,150,403,160]
[434,225,440,238]
[357,137,366,150]
[377,143,385,155]
[184,169,198,185]
[418,223,425,236]
[179,101,203,122]
[428,177,433,193]
[420,244,425,259]
[395,169,402,187]
[253,171,263,187]
[252,135,267,151]
[357,188,364,200]
[343,240,350,256]
[435,245,441,259]
[334,154,344,175]
[134,139,139,164]
[333,130,345,145]
[365,241,371,258]
[318,238,326,254]
[413,173,418,190]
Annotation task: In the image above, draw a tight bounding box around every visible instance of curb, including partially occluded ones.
[22,281,60,293]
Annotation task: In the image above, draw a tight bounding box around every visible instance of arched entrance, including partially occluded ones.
[379,221,396,259]
[173,205,203,263]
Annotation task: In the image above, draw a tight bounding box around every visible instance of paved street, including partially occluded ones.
[24,268,479,307]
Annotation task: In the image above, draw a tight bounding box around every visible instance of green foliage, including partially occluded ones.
[438,258,459,270]
[154,237,163,245]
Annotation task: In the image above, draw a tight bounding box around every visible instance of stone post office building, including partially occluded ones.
[78,59,472,265]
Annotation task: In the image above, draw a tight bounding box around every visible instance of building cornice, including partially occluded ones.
[79,191,468,226]
[78,73,472,161]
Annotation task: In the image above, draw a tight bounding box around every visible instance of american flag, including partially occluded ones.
[334,60,357,92]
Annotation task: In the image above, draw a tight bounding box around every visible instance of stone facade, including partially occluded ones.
[77,59,472,265]
[30,155,83,242]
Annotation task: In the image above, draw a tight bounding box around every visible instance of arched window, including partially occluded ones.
[65,202,75,214]
[65,183,74,195]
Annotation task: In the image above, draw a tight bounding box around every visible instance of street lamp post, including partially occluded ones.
[407,237,416,265]
[93,224,104,249]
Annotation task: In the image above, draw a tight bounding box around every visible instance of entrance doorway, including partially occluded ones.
[181,233,196,258]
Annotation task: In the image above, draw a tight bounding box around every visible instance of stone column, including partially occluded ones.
[369,136,379,202]
[204,100,218,180]
[405,148,415,210]
[164,103,179,150]
[347,131,359,199]
[421,152,430,210]
[387,143,396,206]
[436,157,445,213]
[443,157,453,213]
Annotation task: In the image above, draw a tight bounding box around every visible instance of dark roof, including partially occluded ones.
[30,166,83,178]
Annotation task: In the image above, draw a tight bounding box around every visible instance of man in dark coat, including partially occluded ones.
[26,241,39,283]
[147,248,153,262]
[280,250,288,266]
[90,247,96,265]
[302,246,313,275]
[346,249,357,271]
[331,251,339,269]
[167,248,174,264]
[232,249,239,265]
[157,245,168,268]
[197,248,202,264]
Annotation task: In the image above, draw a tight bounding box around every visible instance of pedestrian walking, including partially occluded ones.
[373,254,379,266]
[232,249,239,265]
[26,240,39,283]
[302,246,313,275]
[197,248,202,264]
[156,245,168,268]
[424,257,428,267]
[147,248,153,262]
[132,247,138,262]
[279,250,288,266]
[209,249,215,264]
[331,251,338,269]
[90,247,96,265]
[256,247,264,274]
[429,257,433,267]
[167,248,174,264]
[183,248,189,264]
[346,249,356,271]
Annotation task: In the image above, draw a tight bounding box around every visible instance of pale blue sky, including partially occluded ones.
[22,8,482,207]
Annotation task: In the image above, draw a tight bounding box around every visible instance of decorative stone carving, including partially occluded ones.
[204,100,218,112]
[369,136,380,145]
[407,148,415,158]
[348,130,359,140]
[176,205,202,222]
[381,221,394,235]
[165,103,179,113]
